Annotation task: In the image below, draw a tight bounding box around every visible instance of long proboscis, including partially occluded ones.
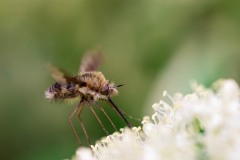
[107,97,133,128]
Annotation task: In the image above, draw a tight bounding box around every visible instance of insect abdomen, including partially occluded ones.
[46,82,79,100]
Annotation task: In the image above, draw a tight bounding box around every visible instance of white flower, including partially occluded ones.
[73,79,240,160]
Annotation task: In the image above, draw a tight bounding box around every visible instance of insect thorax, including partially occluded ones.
[79,72,106,89]
[78,71,118,101]
[78,71,108,100]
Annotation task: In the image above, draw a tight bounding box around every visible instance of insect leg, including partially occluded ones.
[93,101,117,131]
[68,100,82,145]
[77,102,91,146]
[107,97,133,128]
[87,101,109,135]
[116,108,141,122]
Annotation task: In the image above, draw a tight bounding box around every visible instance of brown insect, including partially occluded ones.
[45,51,132,146]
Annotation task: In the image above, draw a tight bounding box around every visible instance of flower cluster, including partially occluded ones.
[74,79,240,160]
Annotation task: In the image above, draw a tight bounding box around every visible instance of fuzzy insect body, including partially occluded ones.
[45,51,132,146]
[46,71,118,101]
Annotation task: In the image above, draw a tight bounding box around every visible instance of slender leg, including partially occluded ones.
[68,101,82,145]
[77,102,91,146]
[116,107,141,122]
[107,97,133,128]
[93,101,117,131]
[87,101,109,135]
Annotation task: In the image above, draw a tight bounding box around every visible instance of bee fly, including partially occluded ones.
[45,51,133,146]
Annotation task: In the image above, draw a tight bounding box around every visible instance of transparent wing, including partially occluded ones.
[79,51,102,73]
[47,64,70,85]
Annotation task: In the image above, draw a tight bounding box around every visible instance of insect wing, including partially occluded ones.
[79,51,102,73]
[48,64,70,85]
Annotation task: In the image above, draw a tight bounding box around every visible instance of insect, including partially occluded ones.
[45,51,133,146]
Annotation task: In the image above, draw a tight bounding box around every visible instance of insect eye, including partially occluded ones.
[102,85,108,91]
[101,84,109,95]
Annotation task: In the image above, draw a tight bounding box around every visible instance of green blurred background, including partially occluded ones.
[1,0,240,159]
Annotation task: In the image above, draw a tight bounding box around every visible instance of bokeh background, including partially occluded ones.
[1,0,240,159]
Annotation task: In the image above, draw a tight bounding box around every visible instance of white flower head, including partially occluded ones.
[74,79,240,160]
